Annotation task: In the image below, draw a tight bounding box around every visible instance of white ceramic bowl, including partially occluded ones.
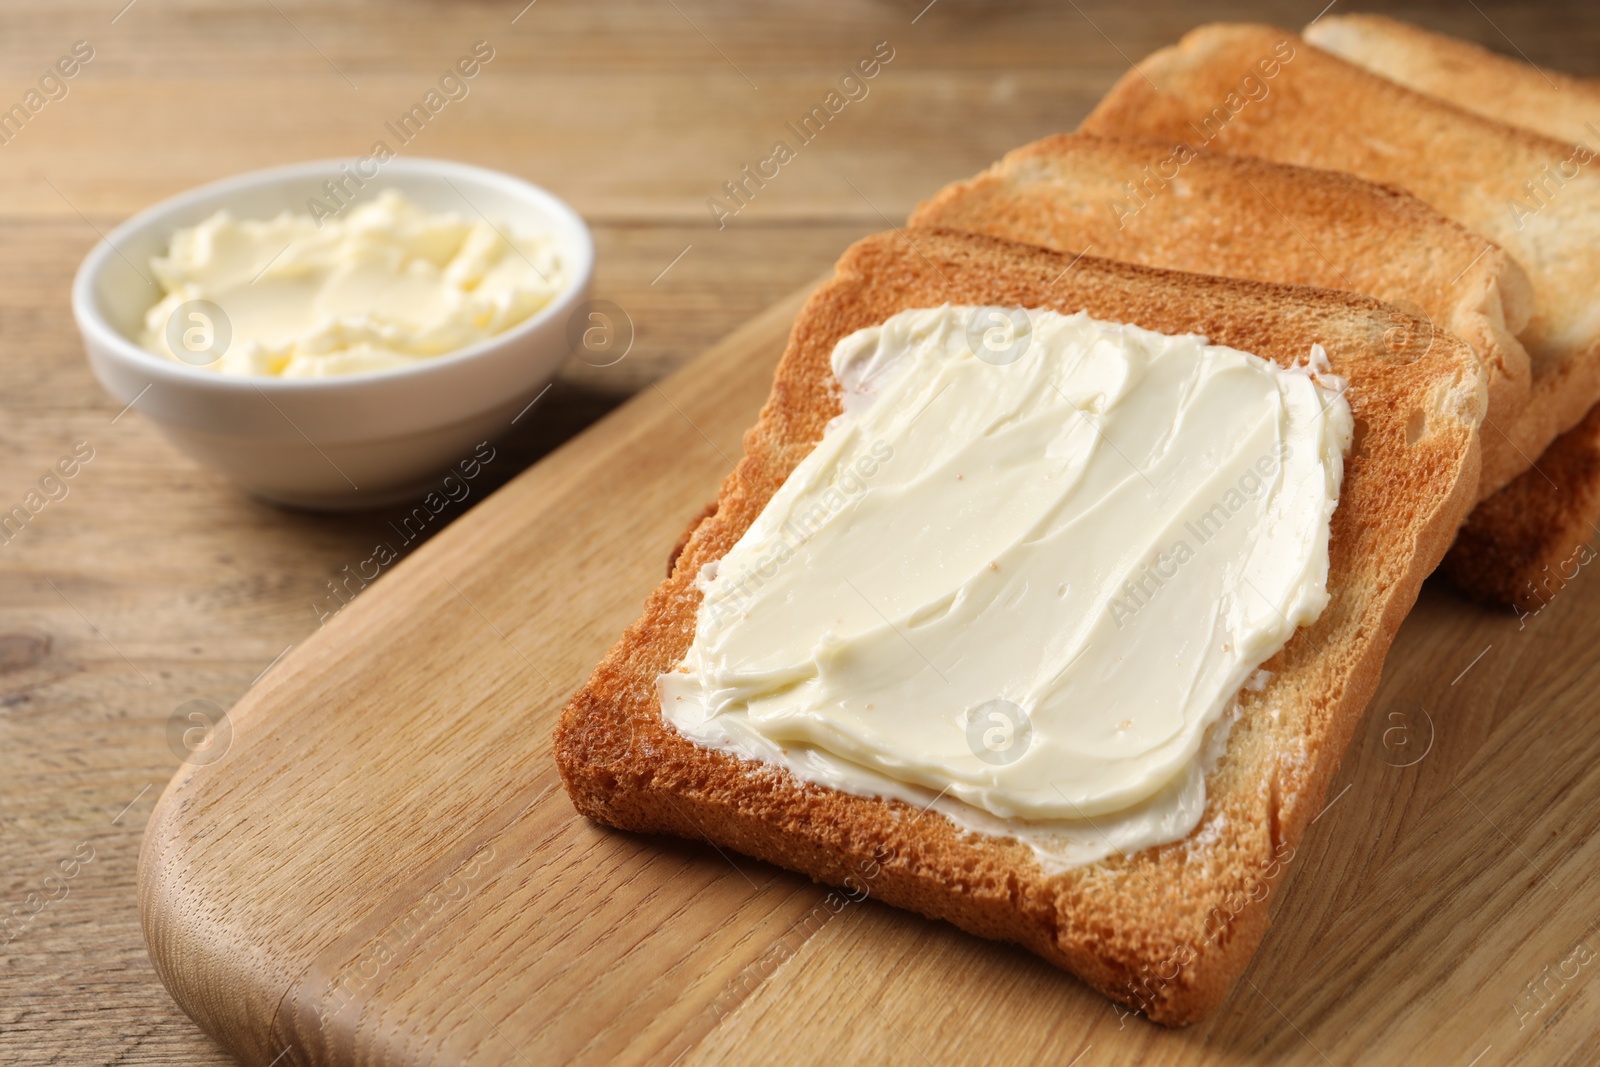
[73,158,594,510]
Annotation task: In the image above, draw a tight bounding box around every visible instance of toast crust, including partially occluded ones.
[909,131,1532,501]
[1081,24,1600,501]
[1444,400,1600,613]
[554,229,1484,1025]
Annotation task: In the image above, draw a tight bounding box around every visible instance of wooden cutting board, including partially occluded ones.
[138,283,1600,1067]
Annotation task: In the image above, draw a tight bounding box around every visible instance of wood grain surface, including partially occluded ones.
[5,2,1600,1065]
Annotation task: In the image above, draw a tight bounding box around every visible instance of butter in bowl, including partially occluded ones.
[73,159,594,510]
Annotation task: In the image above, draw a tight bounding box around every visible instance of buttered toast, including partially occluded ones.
[555,228,1485,1024]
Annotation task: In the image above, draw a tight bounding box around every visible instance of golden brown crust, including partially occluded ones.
[1081,24,1600,498]
[554,229,1484,1025]
[667,502,718,577]
[909,131,1532,501]
[1445,401,1600,613]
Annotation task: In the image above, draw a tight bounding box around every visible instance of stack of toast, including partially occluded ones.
[557,17,1595,1025]
[1081,19,1600,613]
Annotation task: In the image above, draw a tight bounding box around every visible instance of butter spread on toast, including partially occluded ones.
[659,306,1351,869]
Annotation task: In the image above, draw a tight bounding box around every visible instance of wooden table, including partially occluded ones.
[3,3,1597,1064]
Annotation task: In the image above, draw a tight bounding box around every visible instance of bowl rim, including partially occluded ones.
[70,156,595,393]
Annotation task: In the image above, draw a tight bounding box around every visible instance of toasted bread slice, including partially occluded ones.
[1299,15,1600,608]
[1080,24,1600,501]
[1444,403,1600,613]
[1304,14,1600,149]
[908,131,1531,500]
[555,228,1485,1024]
